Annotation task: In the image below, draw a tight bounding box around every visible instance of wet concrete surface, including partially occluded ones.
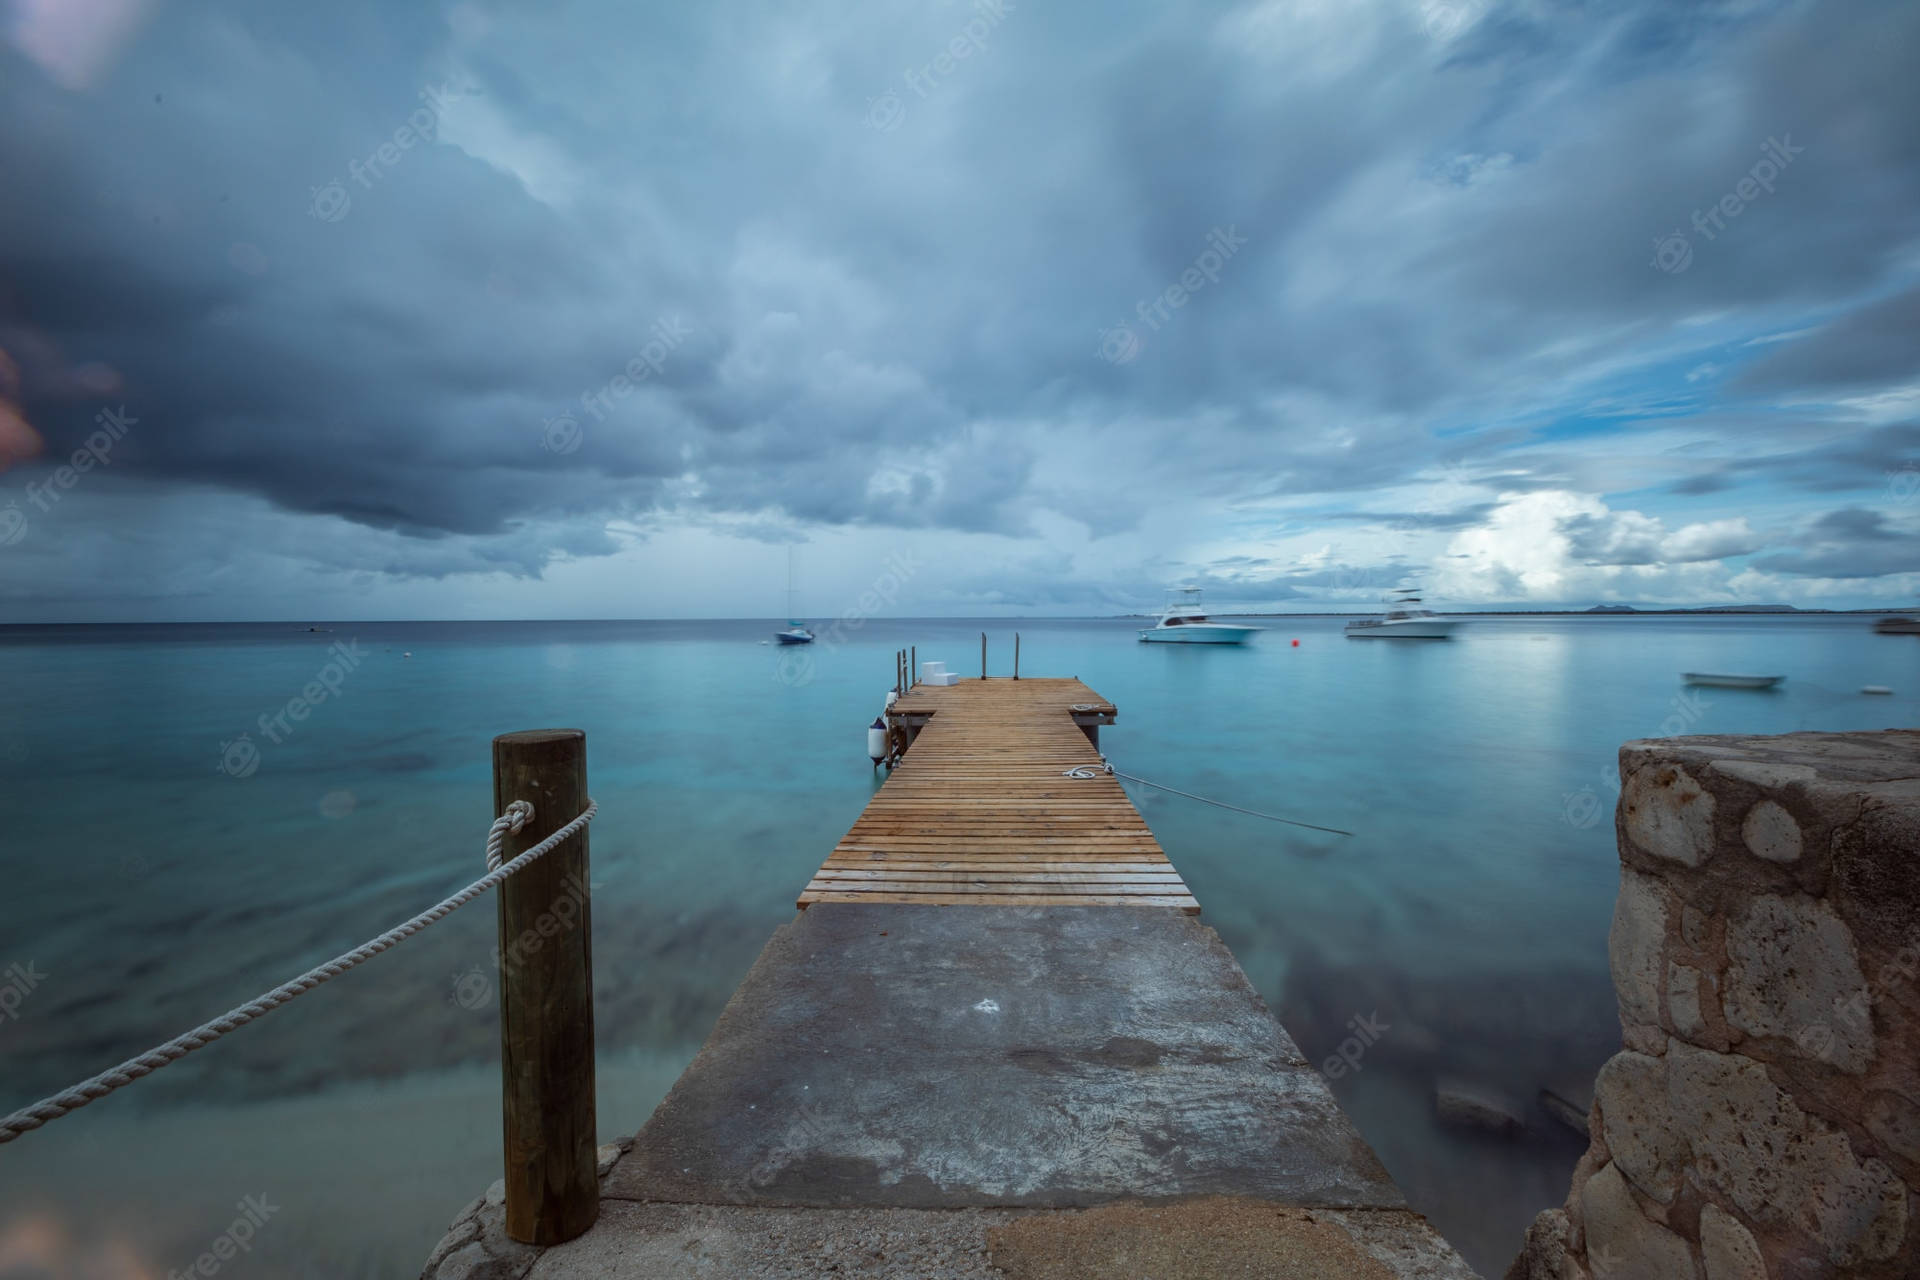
[607,904,1405,1210]
[522,1201,1480,1279]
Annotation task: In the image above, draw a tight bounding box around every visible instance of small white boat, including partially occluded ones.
[1345,591,1457,639]
[1138,589,1260,644]
[1682,672,1784,689]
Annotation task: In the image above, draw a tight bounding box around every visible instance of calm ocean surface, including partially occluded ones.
[0,615,1913,1275]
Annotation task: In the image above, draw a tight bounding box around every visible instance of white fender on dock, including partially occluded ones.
[886,690,899,708]
[868,716,888,762]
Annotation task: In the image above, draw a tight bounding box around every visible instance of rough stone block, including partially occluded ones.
[1621,763,1715,867]
[1667,963,1708,1043]
[1722,893,1873,1073]
[1620,1023,1666,1056]
[1609,868,1671,1028]
[1697,1203,1765,1280]
[1503,1208,1583,1280]
[420,1182,541,1280]
[1666,1040,1907,1265]
[1707,759,1816,791]
[1579,1162,1696,1280]
[1864,1089,1920,1171]
[1830,778,1920,947]
[1739,799,1801,863]
[1592,1051,1684,1204]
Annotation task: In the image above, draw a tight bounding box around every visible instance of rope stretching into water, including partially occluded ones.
[1065,758,1352,837]
[0,798,597,1146]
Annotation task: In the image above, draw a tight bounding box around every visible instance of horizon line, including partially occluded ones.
[0,605,1909,626]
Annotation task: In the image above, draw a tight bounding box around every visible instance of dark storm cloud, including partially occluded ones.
[1671,422,1920,497]
[1736,284,1920,394]
[1,0,1918,604]
[1752,507,1920,578]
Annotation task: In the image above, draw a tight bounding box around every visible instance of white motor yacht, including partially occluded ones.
[1345,591,1458,639]
[1138,589,1261,644]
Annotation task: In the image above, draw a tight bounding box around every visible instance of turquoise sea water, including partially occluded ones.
[0,615,1914,1275]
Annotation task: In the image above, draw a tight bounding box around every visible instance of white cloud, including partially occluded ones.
[1431,491,1763,603]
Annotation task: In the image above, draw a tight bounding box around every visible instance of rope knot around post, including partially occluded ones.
[486,799,537,871]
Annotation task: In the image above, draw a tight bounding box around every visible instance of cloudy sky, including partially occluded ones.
[1,0,1915,621]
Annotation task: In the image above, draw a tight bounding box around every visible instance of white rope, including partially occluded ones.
[1065,756,1352,837]
[0,798,597,1146]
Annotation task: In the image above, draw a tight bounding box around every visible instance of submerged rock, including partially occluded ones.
[1434,1078,1525,1137]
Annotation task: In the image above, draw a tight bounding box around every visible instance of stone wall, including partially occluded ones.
[1509,730,1920,1280]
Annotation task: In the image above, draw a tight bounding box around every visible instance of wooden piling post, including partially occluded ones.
[981,632,987,680]
[910,645,916,687]
[492,729,598,1246]
[1014,633,1020,680]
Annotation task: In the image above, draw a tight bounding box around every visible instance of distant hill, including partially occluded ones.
[1587,604,1638,613]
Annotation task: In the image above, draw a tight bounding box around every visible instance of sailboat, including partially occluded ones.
[775,546,814,645]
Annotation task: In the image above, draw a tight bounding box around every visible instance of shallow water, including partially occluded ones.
[0,615,1913,1275]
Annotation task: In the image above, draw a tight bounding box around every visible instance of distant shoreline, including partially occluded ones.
[1209,607,1900,619]
[0,607,1911,628]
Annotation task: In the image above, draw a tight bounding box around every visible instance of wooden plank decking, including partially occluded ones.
[798,677,1199,912]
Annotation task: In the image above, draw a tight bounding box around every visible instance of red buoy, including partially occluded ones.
[1291,638,1300,647]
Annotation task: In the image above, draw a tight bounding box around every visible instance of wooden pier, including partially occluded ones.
[425,674,1474,1279]
[800,677,1198,911]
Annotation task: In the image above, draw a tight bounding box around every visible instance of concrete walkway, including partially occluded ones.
[423,905,1477,1278]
